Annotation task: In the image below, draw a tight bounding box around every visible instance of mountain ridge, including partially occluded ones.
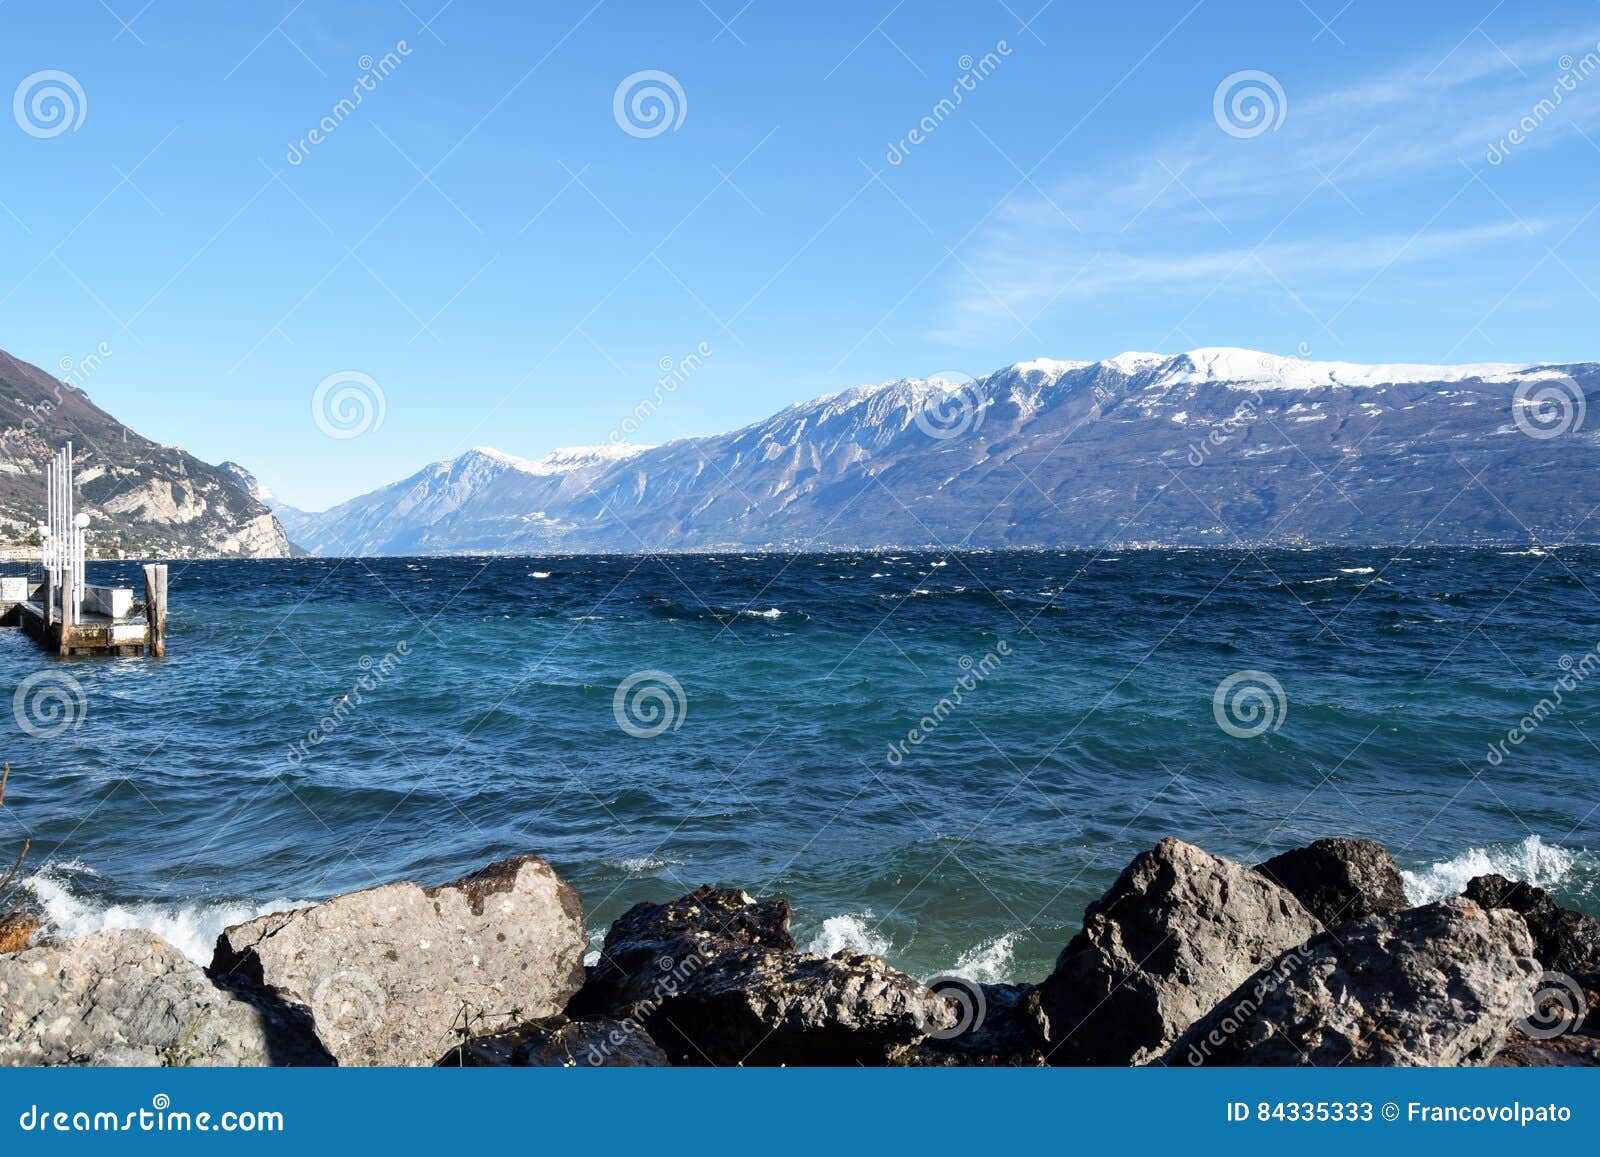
[285,348,1600,556]
[0,347,290,558]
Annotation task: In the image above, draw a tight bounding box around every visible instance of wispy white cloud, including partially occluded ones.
[940,25,1600,340]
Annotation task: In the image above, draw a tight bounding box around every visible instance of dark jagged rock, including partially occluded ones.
[1464,873,1600,977]
[1164,899,1539,1067]
[894,982,1047,1066]
[212,855,587,1066]
[1254,837,1408,928]
[1493,1027,1600,1067]
[1466,875,1600,1066]
[569,886,957,1065]
[1027,838,1323,1065]
[567,885,795,1019]
[437,1015,668,1067]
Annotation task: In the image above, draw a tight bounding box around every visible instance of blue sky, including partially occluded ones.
[3,0,1600,509]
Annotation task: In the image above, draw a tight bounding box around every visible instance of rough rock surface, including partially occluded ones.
[0,912,38,954]
[0,929,329,1066]
[437,1015,668,1067]
[1463,874,1600,976]
[1493,1027,1600,1067]
[1255,838,1408,928]
[1164,899,1540,1066]
[212,855,586,1066]
[1465,874,1600,1065]
[570,885,958,1065]
[894,982,1047,1066]
[1028,838,1323,1065]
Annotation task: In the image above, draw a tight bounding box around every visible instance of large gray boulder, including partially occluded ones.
[1164,898,1540,1066]
[0,929,329,1066]
[212,855,586,1066]
[1255,837,1408,928]
[1027,837,1323,1065]
[570,886,959,1065]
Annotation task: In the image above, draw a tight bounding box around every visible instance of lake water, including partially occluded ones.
[5,548,1598,981]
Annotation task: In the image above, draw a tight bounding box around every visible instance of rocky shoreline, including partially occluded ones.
[1,836,1596,1067]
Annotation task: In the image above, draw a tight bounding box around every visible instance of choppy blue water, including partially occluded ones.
[4,548,1598,981]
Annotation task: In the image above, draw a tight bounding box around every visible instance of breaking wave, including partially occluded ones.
[21,864,302,966]
[1401,835,1582,905]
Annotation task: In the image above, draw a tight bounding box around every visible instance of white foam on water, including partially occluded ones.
[22,866,303,967]
[606,855,679,877]
[1339,567,1376,575]
[938,931,1020,984]
[740,607,783,619]
[1401,835,1580,905]
[529,571,552,578]
[806,911,891,957]
[583,926,606,967]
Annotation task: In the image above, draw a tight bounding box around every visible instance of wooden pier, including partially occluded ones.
[0,443,167,658]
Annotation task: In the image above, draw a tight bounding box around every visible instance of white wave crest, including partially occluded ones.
[940,931,1019,985]
[805,911,891,957]
[1401,835,1580,905]
[22,866,303,966]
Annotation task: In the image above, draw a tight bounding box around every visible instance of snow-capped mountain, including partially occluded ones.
[285,444,652,556]
[287,348,1600,554]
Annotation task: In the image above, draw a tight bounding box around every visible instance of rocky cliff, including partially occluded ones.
[0,347,289,558]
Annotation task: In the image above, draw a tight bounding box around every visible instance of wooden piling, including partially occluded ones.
[142,563,167,657]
